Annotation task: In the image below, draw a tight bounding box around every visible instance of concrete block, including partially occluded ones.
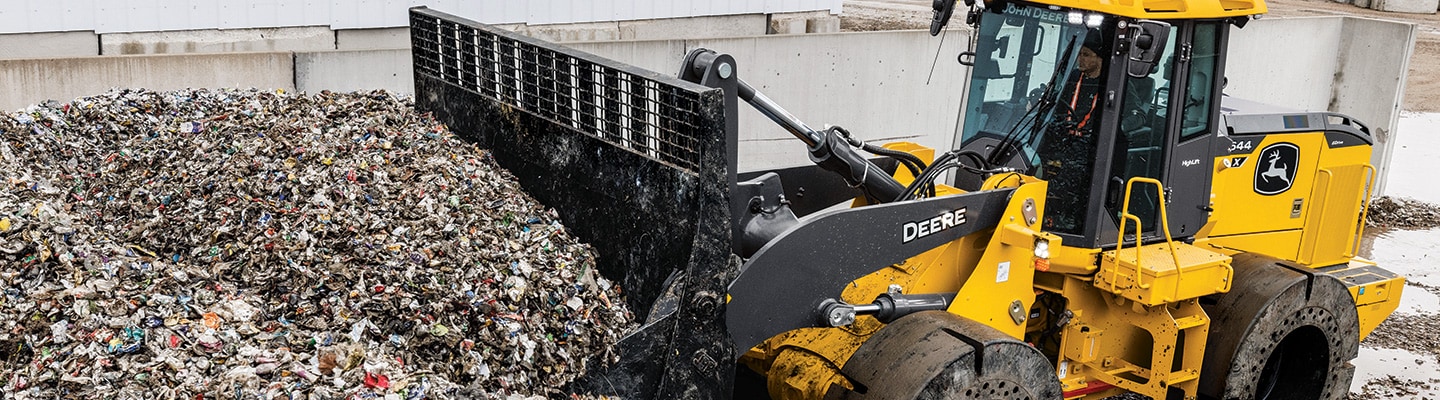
[101,26,335,55]
[618,15,767,40]
[566,40,691,76]
[336,28,411,51]
[807,16,842,33]
[689,31,971,171]
[769,11,834,34]
[1370,0,1439,13]
[1227,17,1344,112]
[772,18,810,34]
[513,21,624,43]
[295,49,414,95]
[1334,17,1417,195]
[0,31,99,60]
[0,53,293,112]
[564,31,970,171]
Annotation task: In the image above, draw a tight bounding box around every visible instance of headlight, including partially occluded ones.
[1034,238,1051,259]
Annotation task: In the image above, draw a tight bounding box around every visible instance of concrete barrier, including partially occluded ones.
[295,50,414,94]
[0,13,827,60]
[1228,17,1416,195]
[0,31,99,60]
[0,53,293,111]
[101,27,337,55]
[570,29,973,171]
[336,28,411,51]
[1369,0,1440,13]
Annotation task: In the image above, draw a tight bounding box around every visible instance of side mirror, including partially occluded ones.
[1126,20,1171,78]
[930,0,958,36]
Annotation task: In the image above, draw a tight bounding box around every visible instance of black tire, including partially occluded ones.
[828,311,1062,400]
[1198,253,1360,400]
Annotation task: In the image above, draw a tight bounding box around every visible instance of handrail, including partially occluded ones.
[1115,177,1185,300]
[1113,213,1148,291]
[1353,164,1378,258]
[1307,168,1334,264]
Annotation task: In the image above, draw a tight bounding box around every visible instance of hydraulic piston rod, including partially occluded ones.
[680,48,907,202]
[735,80,824,147]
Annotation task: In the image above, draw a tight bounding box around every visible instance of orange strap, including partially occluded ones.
[1069,78,1098,130]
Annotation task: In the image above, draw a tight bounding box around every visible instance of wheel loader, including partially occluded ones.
[407,0,1404,398]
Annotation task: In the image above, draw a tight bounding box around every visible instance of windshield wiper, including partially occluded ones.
[984,35,1080,168]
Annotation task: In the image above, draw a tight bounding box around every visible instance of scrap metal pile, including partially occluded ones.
[0,88,633,399]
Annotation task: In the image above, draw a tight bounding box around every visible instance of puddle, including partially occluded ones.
[1350,347,1440,398]
[1359,229,1440,315]
[1350,113,1440,398]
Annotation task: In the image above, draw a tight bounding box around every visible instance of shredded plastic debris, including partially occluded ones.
[0,88,634,399]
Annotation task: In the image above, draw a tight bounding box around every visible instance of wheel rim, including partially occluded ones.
[1255,325,1329,400]
[960,377,1031,400]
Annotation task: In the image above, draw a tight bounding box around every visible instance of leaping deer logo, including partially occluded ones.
[1260,150,1290,185]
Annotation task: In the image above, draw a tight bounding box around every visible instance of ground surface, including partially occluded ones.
[838,1,1440,398]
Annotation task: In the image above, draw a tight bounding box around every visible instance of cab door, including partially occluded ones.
[1104,21,1225,245]
[1160,22,1226,239]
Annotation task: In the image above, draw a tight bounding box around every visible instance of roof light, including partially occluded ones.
[1068,11,1084,25]
[1086,14,1105,28]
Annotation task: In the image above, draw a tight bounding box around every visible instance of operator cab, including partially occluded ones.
[953,0,1230,249]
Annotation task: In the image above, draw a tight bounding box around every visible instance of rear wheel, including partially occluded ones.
[828,311,1062,400]
[1199,254,1360,400]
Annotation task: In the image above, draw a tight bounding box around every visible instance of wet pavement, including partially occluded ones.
[1349,112,1440,398]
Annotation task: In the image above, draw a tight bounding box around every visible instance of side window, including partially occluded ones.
[1181,23,1222,140]
[1119,28,1179,162]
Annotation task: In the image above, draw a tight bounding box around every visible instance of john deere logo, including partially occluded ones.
[1254,143,1299,195]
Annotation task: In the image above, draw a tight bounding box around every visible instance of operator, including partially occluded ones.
[1037,33,1106,233]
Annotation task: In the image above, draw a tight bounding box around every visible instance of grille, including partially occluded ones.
[410,11,707,173]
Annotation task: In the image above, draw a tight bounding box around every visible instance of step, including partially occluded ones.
[1097,242,1233,306]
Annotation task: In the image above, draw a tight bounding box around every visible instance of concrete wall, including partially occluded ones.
[1334,17,1417,195]
[0,0,844,34]
[0,13,829,58]
[1227,17,1416,195]
[1226,18,1345,112]
[0,53,293,110]
[569,30,972,171]
[0,16,1414,191]
[295,50,414,94]
[101,27,337,55]
[514,14,772,43]
[0,31,99,59]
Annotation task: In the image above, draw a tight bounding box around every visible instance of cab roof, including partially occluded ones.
[1015,0,1267,20]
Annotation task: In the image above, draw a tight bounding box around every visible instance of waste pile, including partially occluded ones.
[0,88,634,399]
[1366,196,1440,230]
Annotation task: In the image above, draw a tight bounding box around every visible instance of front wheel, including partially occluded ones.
[828,311,1062,400]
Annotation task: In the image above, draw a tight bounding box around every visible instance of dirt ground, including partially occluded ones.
[840,0,1440,111]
